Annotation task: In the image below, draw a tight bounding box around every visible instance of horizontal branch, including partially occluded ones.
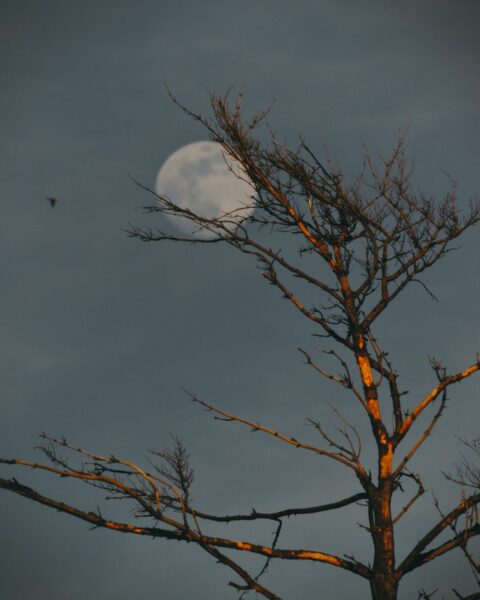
[190,492,368,522]
[0,477,371,579]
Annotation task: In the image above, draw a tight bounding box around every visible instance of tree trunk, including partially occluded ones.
[370,575,398,600]
[370,480,398,600]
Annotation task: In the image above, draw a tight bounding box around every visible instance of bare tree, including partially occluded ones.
[1,91,480,599]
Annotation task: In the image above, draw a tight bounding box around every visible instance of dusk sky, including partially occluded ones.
[1,2,479,598]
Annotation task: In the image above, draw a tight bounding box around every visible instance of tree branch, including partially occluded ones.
[187,391,363,474]
[0,476,371,578]
[396,357,480,442]
[189,492,369,523]
[398,492,480,576]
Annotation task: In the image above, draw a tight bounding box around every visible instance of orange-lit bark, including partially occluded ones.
[369,479,398,600]
[397,360,480,440]
[255,171,337,270]
[352,328,397,599]
[0,475,371,579]
[398,491,480,576]
[368,444,398,600]
[354,334,387,444]
[333,261,400,598]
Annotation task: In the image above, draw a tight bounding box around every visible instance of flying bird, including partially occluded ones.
[45,197,59,208]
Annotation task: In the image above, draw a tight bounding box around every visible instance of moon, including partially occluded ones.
[155,141,255,238]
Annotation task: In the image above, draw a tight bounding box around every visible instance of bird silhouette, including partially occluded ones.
[45,197,59,208]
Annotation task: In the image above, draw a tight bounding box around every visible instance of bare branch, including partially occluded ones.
[393,472,425,524]
[186,390,363,474]
[394,388,448,477]
[398,492,480,576]
[396,356,480,443]
[0,476,371,578]
[189,492,369,523]
[202,542,283,600]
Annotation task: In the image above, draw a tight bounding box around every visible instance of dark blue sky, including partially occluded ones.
[1,1,479,598]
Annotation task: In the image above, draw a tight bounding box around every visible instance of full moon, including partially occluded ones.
[155,141,255,238]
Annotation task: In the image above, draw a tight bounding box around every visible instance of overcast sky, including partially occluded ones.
[1,1,479,599]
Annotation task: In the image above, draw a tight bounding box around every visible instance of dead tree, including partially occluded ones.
[1,92,480,600]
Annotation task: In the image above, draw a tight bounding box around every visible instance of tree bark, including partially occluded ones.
[370,480,398,600]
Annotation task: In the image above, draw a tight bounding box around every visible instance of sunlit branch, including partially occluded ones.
[0,475,179,536]
[394,389,448,477]
[403,523,480,573]
[0,476,370,578]
[40,433,188,516]
[435,490,480,588]
[396,357,480,442]
[187,391,362,473]
[398,492,480,576]
[0,456,188,532]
